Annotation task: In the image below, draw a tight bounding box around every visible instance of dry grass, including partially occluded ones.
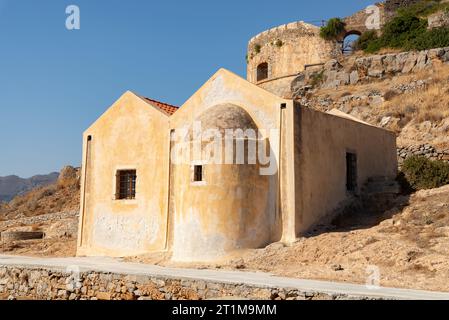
[375,48,405,55]
[380,65,449,131]
[310,62,449,150]
[345,48,404,60]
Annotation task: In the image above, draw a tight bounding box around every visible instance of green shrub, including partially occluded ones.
[408,26,449,50]
[254,44,261,54]
[401,156,449,190]
[364,38,384,53]
[354,30,379,51]
[320,18,346,40]
[379,13,428,49]
[359,1,449,53]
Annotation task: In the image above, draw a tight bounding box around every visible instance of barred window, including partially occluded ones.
[116,170,137,200]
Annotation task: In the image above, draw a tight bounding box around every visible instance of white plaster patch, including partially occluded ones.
[203,75,244,107]
[171,208,228,262]
[92,208,158,252]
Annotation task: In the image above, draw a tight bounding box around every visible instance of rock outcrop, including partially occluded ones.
[428,10,449,30]
[292,47,449,99]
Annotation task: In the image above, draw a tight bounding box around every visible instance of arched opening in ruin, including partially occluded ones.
[342,30,362,55]
[256,62,269,82]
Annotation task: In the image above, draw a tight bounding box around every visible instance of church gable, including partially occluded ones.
[85,91,176,134]
[170,68,288,131]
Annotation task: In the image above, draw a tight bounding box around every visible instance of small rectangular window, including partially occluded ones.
[116,170,137,200]
[346,153,357,192]
[193,165,203,182]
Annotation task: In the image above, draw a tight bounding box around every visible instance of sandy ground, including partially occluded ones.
[0,215,78,258]
[0,238,77,257]
[127,185,449,292]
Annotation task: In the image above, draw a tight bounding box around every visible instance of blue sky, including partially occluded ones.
[0,0,374,177]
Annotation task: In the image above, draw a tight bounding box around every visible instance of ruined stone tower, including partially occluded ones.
[246,21,339,98]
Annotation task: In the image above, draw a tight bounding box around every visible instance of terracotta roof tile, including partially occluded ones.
[141,96,179,116]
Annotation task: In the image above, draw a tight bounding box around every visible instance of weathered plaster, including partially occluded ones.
[77,91,170,257]
[77,69,397,262]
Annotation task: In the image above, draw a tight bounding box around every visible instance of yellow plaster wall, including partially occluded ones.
[171,69,287,131]
[76,69,398,261]
[294,106,398,235]
[168,69,291,261]
[77,91,170,257]
[169,145,272,262]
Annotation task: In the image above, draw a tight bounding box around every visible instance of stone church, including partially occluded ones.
[77,19,397,262]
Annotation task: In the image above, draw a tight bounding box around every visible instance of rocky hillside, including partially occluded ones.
[0,172,59,203]
[0,166,80,221]
[293,47,449,164]
[0,166,80,257]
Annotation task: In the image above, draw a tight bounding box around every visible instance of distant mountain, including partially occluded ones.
[0,172,59,202]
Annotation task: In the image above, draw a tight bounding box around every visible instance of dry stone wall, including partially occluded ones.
[397,144,449,164]
[0,266,386,300]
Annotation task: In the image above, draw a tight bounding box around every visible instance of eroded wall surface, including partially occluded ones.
[247,22,339,85]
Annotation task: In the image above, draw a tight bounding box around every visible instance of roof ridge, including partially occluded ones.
[142,96,179,109]
[139,95,179,116]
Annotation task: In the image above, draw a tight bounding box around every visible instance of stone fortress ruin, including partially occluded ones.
[76,2,401,262]
[246,21,340,98]
[245,1,416,98]
[245,0,446,99]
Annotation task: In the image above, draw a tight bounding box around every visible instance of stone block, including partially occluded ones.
[349,70,359,84]
[402,54,417,73]
[368,69,384,78]
[442,51,449,62]
[414,51,429,70]
[96,292,112,300]
[428,48,445,59]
